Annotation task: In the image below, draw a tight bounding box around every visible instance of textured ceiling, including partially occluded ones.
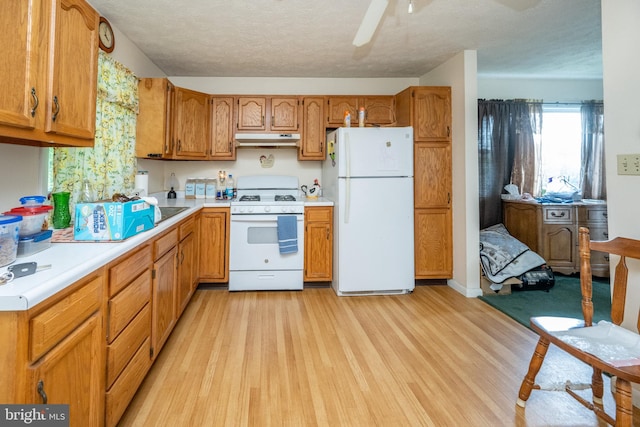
[88,0,602,79]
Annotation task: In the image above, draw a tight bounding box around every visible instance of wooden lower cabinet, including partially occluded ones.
[0,271,106,427]
[105,244,153,427]
[304,206,333,282]
[177,216,198,316]
[152,229,178,357]
[503,200,609,276]
[199,208,229,282]
[414,208,452,278]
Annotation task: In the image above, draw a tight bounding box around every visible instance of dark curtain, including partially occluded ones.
[478,100,542,229]
[580,101,606,200]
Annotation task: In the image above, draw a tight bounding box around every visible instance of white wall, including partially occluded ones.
[601,0,640,330]
[478,78,603,102]
[419,50,481,297]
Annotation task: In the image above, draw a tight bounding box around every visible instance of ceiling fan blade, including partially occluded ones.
[352,0,389,47]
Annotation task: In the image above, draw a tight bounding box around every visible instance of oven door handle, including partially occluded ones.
[231,215,303,223]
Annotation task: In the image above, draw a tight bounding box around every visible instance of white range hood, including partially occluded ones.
[234,133,300,148]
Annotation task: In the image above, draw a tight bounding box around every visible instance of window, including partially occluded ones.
[539,104,582,195]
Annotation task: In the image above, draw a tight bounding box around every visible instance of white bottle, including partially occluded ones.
[226,174,235,200]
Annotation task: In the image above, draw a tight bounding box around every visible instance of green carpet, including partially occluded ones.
[478,274,612,329]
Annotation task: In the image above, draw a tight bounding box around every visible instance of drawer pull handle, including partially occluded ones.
[52,96,60,122]
[37,380,48,404]
[30,87,39,117]
[551,212,566,217]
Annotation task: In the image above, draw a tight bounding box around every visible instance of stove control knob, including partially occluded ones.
[281,206,288,213]
[264,206,271,213]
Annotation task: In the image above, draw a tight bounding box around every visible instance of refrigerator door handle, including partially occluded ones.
[344,132,350,223]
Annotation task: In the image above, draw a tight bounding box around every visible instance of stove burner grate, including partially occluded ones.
[275,195,296,202]
[239,195,260,202]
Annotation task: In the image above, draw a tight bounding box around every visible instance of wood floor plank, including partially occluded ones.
[118,285,636,426]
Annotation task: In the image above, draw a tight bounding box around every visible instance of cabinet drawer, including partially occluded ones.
[106,304,151,388]
[154,228,178,260]
[542,206,573,224]
[305,207,332,222]
[179,216,195,240]
[107,270,151,342]
[578,207,608,224]
[109,245,152,297]
[29,274,103,361]
[105,336,151,427]
[587,226,609,242]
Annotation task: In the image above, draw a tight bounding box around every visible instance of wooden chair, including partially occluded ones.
[517,226,640,426]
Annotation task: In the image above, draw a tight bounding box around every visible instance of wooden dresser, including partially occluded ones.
[502,200,609,276]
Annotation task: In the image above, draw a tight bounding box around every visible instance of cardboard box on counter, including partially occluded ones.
[74,199,155,241]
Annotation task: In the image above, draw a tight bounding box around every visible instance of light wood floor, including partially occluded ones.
[118,285,632,426]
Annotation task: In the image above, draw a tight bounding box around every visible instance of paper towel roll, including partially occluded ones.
[135,171,149,197]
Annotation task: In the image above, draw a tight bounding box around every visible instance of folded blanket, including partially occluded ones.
[480,224,545,284]
[277,216,298,254]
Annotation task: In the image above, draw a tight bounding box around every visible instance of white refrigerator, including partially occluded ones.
[322,127,415,295]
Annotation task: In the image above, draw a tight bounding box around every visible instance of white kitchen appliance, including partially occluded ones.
[322,127,415,295]
[229,175,305,291]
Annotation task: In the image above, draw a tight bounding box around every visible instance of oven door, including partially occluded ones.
[229,214,304,272]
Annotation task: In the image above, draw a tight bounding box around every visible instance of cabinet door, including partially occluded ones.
[199,210,228,282]
[45,0,99,140]
[299,97,325,160]
[414,208,452,278]
[151,246,177,358]
[237,97,266,131]
[542,224,577,274]
[304,207,333,281]
[413,87,451,142]
[210,96,235,159]
[173,88,210,159]
[136,78,174,158]
[270,97,299,131]
[414,143,451,209]
[0,0,44,130]
[503,202,540,253]
[177,231,195,316]
[29,312,103,427]
[362,96,395,125]
[326,96,358,126]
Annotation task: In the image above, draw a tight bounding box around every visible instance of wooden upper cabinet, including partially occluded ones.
[361,96,395,125]
[326,96,358,126]
[236,97,267,131]
[47,0,99,140]
[299,97,325,160]
[136,78,175,159]
[210,96,235,159]
[0,0,44,131]
[173,87,210,159]
[0,0,99,147]
[326,96,395,127]
[270,97,299,131]
[413,87,451,141]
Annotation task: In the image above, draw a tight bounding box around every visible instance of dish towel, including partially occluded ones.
[277,216,298,254]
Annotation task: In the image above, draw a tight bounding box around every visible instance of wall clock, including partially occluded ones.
[98,16,115,53]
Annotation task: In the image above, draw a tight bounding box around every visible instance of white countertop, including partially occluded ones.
[0,195,332,311]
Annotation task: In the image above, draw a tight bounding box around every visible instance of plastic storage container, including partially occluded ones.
[4,205,52,236]
[185,177,196,199]
[205,178,217,199]
[19,195,46,207]
[0,215,22,267]
[17,229,53,257]
[195,177,206,199]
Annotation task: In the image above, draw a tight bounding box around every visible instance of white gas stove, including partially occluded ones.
[229,175,305,291]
